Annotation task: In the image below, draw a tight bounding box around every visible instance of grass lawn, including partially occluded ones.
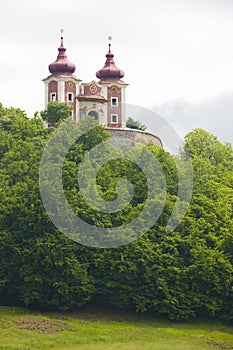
[0,306,232,350]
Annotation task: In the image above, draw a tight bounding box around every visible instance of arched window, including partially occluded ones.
[88,110,99,120]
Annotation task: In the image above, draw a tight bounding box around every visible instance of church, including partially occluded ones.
[43,34,162,148]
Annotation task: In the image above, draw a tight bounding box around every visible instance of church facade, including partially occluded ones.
[43,35,127,128]
[43,35,162,148]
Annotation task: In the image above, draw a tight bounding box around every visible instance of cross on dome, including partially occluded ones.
[96,36,125,83]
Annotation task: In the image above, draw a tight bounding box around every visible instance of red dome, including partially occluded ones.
[49,37,75,76]
[96,44,125,83]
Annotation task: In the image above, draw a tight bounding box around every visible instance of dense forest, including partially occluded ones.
[0,102,232,322]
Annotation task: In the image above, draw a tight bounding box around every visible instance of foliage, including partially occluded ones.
[40,101,72,126]
[126,117,147,131]
[0,103,232,322]
[0,108,94,310]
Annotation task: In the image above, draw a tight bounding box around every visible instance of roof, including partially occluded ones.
[96,44,127,84]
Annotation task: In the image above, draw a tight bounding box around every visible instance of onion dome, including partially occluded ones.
[96,42,125,83]
[49,36,75,76]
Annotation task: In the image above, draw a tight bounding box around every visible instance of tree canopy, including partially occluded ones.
[126,117,147,131]
[0,104,232,322]
[40,101,72,126]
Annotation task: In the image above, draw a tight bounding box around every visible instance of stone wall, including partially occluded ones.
[106,128,163,152]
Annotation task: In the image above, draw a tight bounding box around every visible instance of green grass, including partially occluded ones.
[0,306,232,350]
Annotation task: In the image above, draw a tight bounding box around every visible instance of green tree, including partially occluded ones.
[92,130,233,321]
[18,234,95,310]
[40,101,72,126]
[0,108,95,309]
[126,117,147,131]
[0,108,232,321]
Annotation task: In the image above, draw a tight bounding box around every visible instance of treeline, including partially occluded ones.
[0,103,232,322]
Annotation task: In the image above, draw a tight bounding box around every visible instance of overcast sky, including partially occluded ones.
[0,0,233,144]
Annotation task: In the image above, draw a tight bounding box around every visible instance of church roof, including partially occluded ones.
[96,43,126,84]
[48,36,76,77]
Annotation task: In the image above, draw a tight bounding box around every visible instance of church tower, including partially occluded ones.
[43,32,81,121]
[96,39,128,128]
[42,34,162,148]
[43,34,128,127]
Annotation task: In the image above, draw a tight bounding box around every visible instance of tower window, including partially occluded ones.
[68,93,73,102]
[111,114,118,123]
[50,92,56,101]
[111,97,118,106]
